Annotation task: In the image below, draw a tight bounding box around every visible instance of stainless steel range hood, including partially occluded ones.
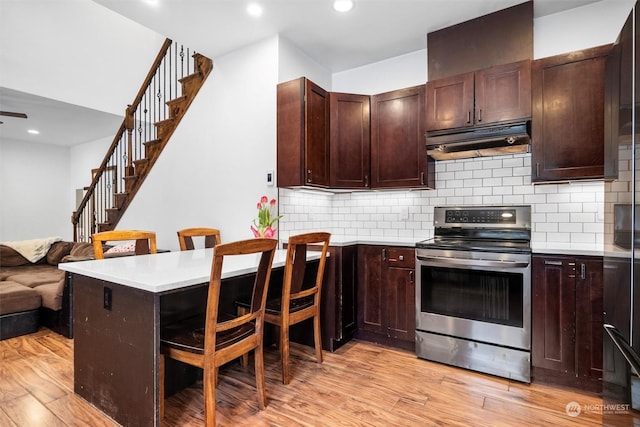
[426,120,531,160]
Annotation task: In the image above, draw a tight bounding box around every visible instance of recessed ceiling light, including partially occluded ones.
[333,0,354,13]
[247,3,263,17]
[143,0,159,6]
[27,129,39,135]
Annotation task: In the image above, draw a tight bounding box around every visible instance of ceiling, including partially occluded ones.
[0,87,123,147]
[1,0,601,147]
[94,0,601,73]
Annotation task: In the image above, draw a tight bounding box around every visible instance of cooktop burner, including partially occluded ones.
[420,205,532,254]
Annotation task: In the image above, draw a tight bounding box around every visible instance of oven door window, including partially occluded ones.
[420,265,523,328]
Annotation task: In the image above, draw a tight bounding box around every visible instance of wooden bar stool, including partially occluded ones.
[177,227,222,251]
[91,230,157,259]
[159,238,277,426]
[237,232,331,384]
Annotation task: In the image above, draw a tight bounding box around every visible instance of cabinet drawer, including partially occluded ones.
[385,248,415,268]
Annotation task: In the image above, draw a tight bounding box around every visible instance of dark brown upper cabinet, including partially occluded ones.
[277,77,329,188]
[329,93,370,189]
[531,45,611,183]
[426,59,532,132]
[371,85,434,189]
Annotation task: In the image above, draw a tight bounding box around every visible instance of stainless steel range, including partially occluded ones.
[415,205,532,383]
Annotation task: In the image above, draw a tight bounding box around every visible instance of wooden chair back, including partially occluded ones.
[91,230,157,260]
[160,237,278,425]
[177,227,222,251]
[267,232,331,384]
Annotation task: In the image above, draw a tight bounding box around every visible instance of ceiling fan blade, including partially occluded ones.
[0,111,28,119]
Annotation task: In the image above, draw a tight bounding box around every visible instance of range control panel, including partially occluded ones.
[444,209,517,224]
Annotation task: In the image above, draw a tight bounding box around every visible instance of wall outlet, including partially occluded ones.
[104,287,112,311]
[266,170,274,186]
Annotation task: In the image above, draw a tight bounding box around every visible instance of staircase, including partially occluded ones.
[72,39,213,242]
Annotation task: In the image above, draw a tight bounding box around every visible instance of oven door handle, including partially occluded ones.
[417,255,530,269]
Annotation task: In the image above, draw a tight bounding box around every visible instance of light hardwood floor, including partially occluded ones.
[0,327,629,426]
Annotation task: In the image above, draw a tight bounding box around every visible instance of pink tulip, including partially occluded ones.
[250,225,261,237]
[270,199,276,206]
[263,226,276,238]
[260,195,268,204]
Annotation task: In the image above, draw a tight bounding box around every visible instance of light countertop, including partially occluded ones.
[323,235,422,247]
[327,235,613,258]
[59,248,322,293]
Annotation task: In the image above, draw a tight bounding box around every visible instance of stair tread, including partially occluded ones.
[155,117,176,126]
[166,95,188,105]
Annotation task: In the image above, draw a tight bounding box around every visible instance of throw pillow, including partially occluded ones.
[46,241,76,265]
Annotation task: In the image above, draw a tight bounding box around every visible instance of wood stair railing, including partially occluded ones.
[72,39,213,241]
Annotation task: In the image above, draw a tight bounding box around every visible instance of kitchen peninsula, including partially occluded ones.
[59,248,323,426]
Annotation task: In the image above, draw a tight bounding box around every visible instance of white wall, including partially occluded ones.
[278,36,332,88]
[332,49,427,94]
[116,36,282,251]
[534,0,634,59]
[0,0,164,115]
[0,139,72,241]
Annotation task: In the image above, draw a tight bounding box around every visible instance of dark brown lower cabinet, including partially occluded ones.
[357,245,415,351]
[532,255,603,392]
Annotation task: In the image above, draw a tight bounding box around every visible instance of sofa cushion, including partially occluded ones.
[0,245,30,267]
[34,279,65,311]
[0,263,54,280]
[46,241,75,265]
[5,269,64,289]
[0,281,41,315]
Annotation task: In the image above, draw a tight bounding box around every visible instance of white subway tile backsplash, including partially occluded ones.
[278,153,605,246]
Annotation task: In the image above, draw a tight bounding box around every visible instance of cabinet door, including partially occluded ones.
[329,93,370,188]
[357,246,384,334]
[575,257,603,381]
[384,247,415,343]
[531,45,611,182]
[531,256,576,373]
[426,72,474,130]
[276,77,329,188]
[277,78,305,187]
[304,79,330,186]
[475,59,531,125]
[371,85,432,188]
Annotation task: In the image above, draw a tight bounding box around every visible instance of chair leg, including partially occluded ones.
[159,353,165,419]
[281,325,291,385]
[313,313,323,364]
[204,366,217,427]
[254,342,268,409]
